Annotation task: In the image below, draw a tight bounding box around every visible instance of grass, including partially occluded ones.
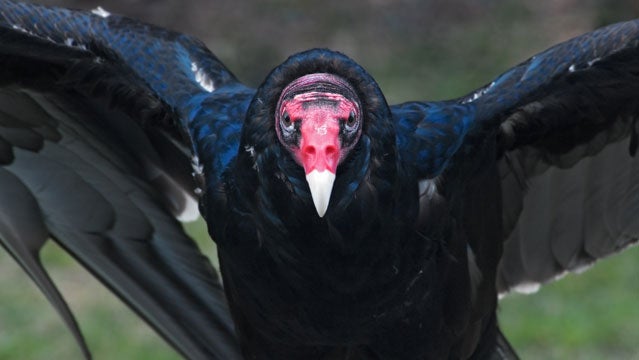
[499,244,639,359]
[0,245,178,359]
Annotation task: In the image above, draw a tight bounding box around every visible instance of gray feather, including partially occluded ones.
[0,89,241,359]
[0,168,91,359]
[499,130,639,294]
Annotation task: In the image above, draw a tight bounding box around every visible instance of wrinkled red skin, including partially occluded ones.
[280,91,359,175]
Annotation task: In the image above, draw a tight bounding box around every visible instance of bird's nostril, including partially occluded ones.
[325,145,337,156]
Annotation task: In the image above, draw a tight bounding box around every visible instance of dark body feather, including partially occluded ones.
[202,49,516,359]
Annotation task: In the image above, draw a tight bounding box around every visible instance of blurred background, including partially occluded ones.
[1,0,639,358]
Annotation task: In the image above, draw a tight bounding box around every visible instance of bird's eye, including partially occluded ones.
[344,111,358,131]
[281,112,294,132]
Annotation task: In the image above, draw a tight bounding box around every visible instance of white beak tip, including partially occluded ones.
[305,170,336,218]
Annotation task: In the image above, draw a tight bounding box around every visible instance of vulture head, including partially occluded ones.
[275,73,363,217]
[241,49,397,220]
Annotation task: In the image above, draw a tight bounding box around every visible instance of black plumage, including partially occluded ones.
[0,1,638,359]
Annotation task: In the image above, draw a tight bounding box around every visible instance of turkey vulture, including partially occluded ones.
[0,0,638,359]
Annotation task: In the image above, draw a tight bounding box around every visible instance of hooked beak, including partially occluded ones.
[278,85,361,217]
[305,169,336,217]
[298,122,340,217]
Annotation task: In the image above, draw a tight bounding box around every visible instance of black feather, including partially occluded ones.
[3,2,639,359]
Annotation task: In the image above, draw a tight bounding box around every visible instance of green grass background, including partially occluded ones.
[2,1,639,359]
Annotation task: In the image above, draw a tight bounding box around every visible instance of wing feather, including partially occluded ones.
[0,168,92,359]
[393,19,639,294]
[0,88,242,359]
[498,136,639,293]
[0,4,254,355]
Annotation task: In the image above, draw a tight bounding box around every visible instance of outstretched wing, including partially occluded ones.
[0,1,252,358]
[392,20,639,294]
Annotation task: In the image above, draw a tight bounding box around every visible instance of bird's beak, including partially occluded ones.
[297,117,341,217]
[305,169,336,217]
